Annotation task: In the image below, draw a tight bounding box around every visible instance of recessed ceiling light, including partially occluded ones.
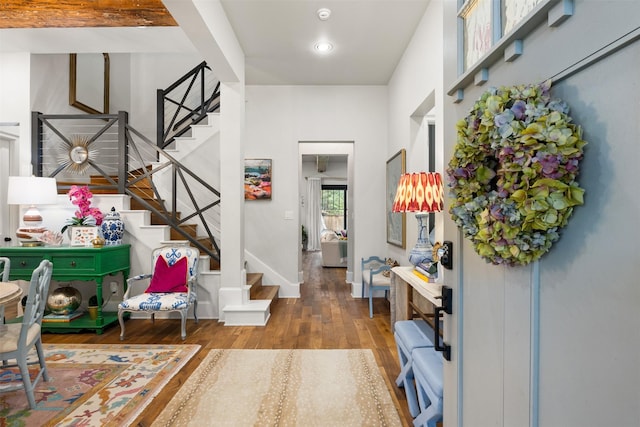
[317,8,331,21]
[314,42,333,53]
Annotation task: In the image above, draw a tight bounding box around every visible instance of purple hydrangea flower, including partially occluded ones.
[511,100,526,120]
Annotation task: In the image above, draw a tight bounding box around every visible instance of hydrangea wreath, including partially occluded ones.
[447,80,586,266]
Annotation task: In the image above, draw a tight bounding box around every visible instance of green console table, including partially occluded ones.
[0,244,130,334]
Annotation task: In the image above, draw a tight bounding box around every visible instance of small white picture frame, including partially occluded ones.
[69,226,99,247]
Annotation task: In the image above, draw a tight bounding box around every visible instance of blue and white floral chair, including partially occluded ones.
[118,245,199,340]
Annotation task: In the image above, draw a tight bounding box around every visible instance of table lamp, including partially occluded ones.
[7,176,58,246]
[392,172,443,266]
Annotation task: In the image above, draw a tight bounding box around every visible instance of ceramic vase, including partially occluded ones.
[101,207,125,245]
[47,286,81,315]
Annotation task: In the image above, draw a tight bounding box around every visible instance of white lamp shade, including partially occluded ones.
[7,176,58,206]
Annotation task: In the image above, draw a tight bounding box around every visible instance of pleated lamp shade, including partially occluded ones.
[392,171,443,268]
[392,172,443,214]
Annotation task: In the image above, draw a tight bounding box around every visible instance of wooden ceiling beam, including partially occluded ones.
[0,0,177,29]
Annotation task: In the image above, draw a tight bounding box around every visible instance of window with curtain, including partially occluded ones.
[321,185,347,232]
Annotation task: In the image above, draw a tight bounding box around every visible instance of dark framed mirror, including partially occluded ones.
[69,53,110,114]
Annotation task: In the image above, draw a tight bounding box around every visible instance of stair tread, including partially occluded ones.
[253,285,279,302]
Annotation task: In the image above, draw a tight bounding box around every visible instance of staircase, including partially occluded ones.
[38,61,279,324]
[221,272,280,325]
[58,113,278,323]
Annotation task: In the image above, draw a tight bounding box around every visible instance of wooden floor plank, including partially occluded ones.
[42,250,413,426]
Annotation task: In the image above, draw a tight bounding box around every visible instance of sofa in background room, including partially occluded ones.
[320,230,347,267]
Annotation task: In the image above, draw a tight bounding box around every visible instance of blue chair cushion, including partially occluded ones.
[412,347,444,395]
[118,292,195,311]
[395,319,435,351]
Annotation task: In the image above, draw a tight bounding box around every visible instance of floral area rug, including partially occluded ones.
[152,349,403,427]
[0,343,200,427]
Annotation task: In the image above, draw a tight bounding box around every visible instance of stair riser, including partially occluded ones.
[131,198,165,211]
[170,227,197,240]
[223,306,271,326]
[151,212,181,224]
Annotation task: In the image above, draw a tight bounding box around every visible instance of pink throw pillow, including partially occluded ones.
[145,256,189,293]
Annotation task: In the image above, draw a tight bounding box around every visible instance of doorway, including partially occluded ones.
[298,142,354,284]
[0,124,19,245]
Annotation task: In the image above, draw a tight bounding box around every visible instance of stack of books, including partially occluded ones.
[412,261,438,282]
[42,311,84,323]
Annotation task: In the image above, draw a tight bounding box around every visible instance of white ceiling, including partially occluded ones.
[219,0,430,85]
[0,0,430,86]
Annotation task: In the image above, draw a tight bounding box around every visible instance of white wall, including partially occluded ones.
[244,85,388,289]
[129,52,204,137]
[301,156,348,185]
[29,52,204,142]
[30,53,132,116]
[387,0,444,267]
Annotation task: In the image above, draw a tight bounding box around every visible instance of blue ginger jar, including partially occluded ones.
[101,207,124,245]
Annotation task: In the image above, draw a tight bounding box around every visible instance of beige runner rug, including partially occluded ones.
[152,349,402,426]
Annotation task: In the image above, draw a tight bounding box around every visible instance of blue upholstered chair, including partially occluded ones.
[118,245,199,340]
[0,259,53,409]
[394,319,436,418]
[361,256,391,318]
[412,346,444,427]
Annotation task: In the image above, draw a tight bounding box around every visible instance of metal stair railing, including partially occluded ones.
[157,61,220,150]
[32,110,221,263]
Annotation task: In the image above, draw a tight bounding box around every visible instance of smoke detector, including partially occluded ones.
[317,8,331,21]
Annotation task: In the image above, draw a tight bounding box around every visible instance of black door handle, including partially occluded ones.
[433,286,452,361]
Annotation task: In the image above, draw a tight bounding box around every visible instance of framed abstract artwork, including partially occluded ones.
[386,149,406,248]
[244,159,272,200]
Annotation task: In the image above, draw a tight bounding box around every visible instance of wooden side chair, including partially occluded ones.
[0,259,53,409]
[361,256,392,318]
[118,245,199,340]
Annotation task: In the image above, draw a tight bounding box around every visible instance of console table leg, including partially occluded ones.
[95,278,104,326]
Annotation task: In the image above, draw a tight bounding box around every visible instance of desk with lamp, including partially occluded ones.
[390,171,452,360]
[3,176,130,334]
[7,176,58,247]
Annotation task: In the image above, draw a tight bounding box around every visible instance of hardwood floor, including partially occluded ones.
[42,250,412,426]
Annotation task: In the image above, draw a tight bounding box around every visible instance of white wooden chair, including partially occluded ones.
[118,245,199,340]
[0,259,53,409]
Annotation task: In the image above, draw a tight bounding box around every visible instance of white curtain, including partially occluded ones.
[306,177,323,251]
